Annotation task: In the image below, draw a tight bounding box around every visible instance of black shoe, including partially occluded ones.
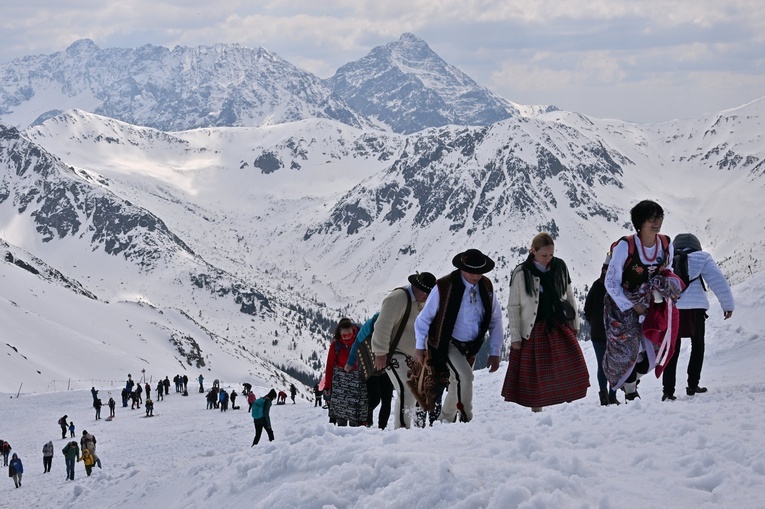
[625,390,640,401]
[662,393,676,401]
[599,391,609,406]
[608,393,621,406]
[686,386,708,396]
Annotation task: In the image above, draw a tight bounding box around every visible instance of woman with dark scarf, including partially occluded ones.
[502,233,589,411]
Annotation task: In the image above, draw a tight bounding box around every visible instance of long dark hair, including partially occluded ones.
[332,317,355,341]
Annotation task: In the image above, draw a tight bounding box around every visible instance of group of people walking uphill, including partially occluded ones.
[321,198,734,426]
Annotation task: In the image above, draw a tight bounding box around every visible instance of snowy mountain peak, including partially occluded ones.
[328,33,521,133]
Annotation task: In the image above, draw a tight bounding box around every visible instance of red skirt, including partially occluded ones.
[502,320,590,408]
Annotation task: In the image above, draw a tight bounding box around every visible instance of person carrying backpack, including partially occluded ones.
[58,415,68,439]
[362,272,436,429]
[602,200,684,401]
[661,233,735,400]
[251,389,277,446]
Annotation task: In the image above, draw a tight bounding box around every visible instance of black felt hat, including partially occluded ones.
[408,272,437,293]
[452,249,495,274]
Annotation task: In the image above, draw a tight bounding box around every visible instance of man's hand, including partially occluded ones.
[343,363,353,373]
[414,348,425,365]
[374,355,388,371]
[633,304,646,315]
[511,342,522,350]
[487,355,500,372]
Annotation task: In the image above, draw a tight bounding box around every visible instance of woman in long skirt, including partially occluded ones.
[502,232,589,411]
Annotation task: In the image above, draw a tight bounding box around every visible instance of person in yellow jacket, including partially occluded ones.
[79,448,95,476]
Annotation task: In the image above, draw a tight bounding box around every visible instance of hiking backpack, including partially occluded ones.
[357,288,412,382]
[673,233,706,290]
[609,234,671,269]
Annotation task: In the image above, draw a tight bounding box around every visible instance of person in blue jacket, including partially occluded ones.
[251,389,277,447]
[9,453,23,488]
[345,312,394,429]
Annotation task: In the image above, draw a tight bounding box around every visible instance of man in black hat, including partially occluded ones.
[370,271,437,429]
[414,249,503,423]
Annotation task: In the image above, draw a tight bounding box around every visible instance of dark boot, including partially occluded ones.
[662,392,676,401]
[608,392,621,406]
[598,391,609,406]
[686,386,708,396]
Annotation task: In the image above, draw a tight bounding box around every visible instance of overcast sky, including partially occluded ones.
[2,0,763,124]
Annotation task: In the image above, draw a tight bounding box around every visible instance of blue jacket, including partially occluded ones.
[251,397,272,427]
[9,456,23,475]
[347,312,379,367]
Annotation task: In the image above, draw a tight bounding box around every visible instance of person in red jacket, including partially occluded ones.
[323,317,368,426]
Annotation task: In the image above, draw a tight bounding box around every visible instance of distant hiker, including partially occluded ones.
[662,233,735,400]
[94,398,102,420]
[163,376,170,395]
[251,389,277,446]
[156,381,164,401]
[121,388,129,407]
[108,397,116,417]
[230,390,239,410]
[247,390,257,412]
[219,389,229,412]
[42,441,54,473]
[80,430,101,469]
[9,453,23,488]
[58,415,68,439]
[2,440,11,465]
[182,375,189,392]
[415,249,504,423]
[213,379,220,390]
[79,448,95,476]
[62,441,80,480]
[135,383,143,405]
[174,375,181,392]
[368,271,436,429]
[125,374,134,394]
[206,389,216,409]
[90,386,99,404]
[69,421,75,438]
[313,384,322,407]
[276,391,287,405]
[602,200,683,401]
[130,391,139,409]
[289,384,297,404]
[502,233,589,412]
[145,398,154,417]
[584,258,620,406]
[198,374,205,393]
[145,382,151,401]
[242,382,252,396]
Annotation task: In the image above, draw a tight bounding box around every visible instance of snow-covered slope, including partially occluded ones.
[0,263,762,508]
[3,60,764,395]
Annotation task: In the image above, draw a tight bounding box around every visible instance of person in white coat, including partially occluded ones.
[662,234,734,399]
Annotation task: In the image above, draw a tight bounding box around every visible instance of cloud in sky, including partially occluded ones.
[2,0,763,123]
